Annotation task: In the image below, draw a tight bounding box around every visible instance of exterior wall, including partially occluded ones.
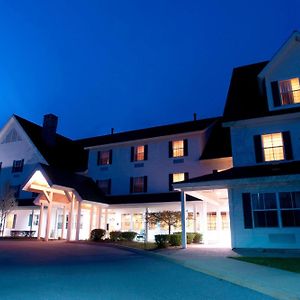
[229,185,300,249]
[230,115,300,167]
[87,130,232,195]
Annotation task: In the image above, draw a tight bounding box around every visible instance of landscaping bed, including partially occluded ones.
[232,257,300,274]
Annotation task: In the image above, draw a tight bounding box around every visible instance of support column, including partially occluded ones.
[200,201,208,244]
[45,192,53,242]
[75,201,82,241]
[104,209,108,237]
[89,205,94,233]
[130,213,134,231]
[145,207,149,242]
[37,203,44,240]
[193,204,197,232]
[61,206,66,239]
[181,192,187,249]
[98,207,102,229]
[67,196,75,241]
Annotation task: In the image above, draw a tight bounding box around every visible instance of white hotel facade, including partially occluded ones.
[1,32,300,249]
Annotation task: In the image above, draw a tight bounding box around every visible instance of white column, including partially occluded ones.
[130,213,134,231]
[61,206,66,239]
[98,207,102,229]
[145,207,149,242]
[193,204,198,232]
[45,192,53,242]
[67,196,75,241]
[75,201,82,241]
[37,203,44,240]
[181,192,187,249]
[89,205,94,233]
[200,201,208,244]
[104,209,108,237]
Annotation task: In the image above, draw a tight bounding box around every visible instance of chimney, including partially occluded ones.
[42,114,58,146]
[193,113,197,121]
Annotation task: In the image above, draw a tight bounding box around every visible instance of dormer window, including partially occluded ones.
[272,78,300,107]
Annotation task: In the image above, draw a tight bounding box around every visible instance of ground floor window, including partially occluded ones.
[133,214,143,232]
[121,214,131,231]
[207,212,216,230]
[243,191,300,228]
[6,214,17,229]
[221,212,229,230]
[28,214,39,226]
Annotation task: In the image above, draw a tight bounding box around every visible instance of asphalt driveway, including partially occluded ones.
[0,240,274,300]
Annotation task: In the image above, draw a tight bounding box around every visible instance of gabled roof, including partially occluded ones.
[38,164,106,203]
[77,117,219,148]
[200,119,232,160]
[178,160,300,185]
[14,115,87,172]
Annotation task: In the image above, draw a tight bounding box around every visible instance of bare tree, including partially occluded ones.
[147,210,181,235]
[0,183,17,236]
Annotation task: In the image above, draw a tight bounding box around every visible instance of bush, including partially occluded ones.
[169,234,181,246]
[155,234,170,248]
[110,231,122,242]
[193,232,203,244]
[121,231,137,241]
[90,229,106,241]
[187,233,196,244]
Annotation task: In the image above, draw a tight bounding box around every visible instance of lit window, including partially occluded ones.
[221,212,229,230]
[131,176,147,193]
[279,78,300,105]
[121,214,131,231]
[97,150,112,165]
[6,214,17,229]
[172,173,185,183]
[133,213,143,231]
[172,140,184,157]
[12,159,24,173]
[262,133,284,161]
[207,212,216,230]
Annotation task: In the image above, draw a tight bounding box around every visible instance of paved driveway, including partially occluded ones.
[0,240,273,300]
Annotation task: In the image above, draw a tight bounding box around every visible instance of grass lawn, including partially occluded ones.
[231,257,300,274]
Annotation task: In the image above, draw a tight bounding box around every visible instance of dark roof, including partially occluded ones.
[223,61,300,122]
[200,119,232,160]
[105,192,201,205]
[39,164,106,203]
[15,115,87,172]
[17,197,36,207]
[77,117,219,148]
[181,161,300,184]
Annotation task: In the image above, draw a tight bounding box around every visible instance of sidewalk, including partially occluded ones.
[153,245,300,300]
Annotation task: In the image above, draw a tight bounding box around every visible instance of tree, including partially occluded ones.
[147,210,181,235]
[0,183,17,236]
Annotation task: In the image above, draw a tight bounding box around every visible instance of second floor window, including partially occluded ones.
[272,78,300,107]
[97,150,112,165]
[12,159,24,173]
[130,176,147,193]
[169,139,188,158]
[96,179,112,195]
[253,131,293,163]
[131,145,148,161]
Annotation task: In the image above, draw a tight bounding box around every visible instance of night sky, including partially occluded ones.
[0,1,299,139]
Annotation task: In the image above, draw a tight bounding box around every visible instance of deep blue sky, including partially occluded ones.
[0,1,299,139]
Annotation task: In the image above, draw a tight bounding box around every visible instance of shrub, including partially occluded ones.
[187,233,196,244]
[110,231,122,242]
[193,232,203,244]
[121,231,137,241]
[155,234,170,248]
[90,229,106,241]
[169,234,181,246]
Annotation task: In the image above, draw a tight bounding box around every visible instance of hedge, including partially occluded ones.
[110,231,122,242]
[169,234,181,246]
[121,231,137,241]
[90,229,106,241]
[155,234,170,248]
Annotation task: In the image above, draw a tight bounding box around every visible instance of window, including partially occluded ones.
[251,193,278,227]
[221,212,229,230]
[6,214,17,229]
[96,179,111,195]
[253,131,293,163]
[130,176,147,193]
[121,214,131,231]
[12,159,24,173]
[261,133,284,161]
[169,139,188,158]
[279,192,300,227]
[272,78,300,107]
[207,212,216,230]
[97,150,112,165]
[133,213,143,232]
[28,214,39,226]
[131,145,148,161]
[169,172,188,191]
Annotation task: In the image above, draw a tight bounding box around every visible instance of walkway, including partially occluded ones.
[154,244,300,300]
